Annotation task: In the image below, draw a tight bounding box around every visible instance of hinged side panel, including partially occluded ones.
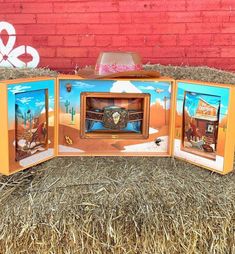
[173,80,233,174]
[6,77,57,174]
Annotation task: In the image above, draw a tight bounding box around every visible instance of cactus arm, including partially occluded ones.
[64,100,70,113]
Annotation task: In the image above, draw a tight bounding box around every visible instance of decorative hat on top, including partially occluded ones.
[95,52,143,75]
[76,51,160,79]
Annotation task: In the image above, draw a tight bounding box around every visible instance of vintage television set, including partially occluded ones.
[0,77,57,175]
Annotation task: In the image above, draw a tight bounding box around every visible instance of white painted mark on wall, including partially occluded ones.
[0,21,40,68]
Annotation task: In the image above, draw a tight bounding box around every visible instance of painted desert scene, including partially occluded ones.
[174,82,229,171]
[59,79,172,155]
[182,92,221,160]
[7,81,55,173]
[15,89,49,161]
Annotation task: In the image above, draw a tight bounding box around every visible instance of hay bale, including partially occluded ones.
[0,67,57,80]
[0,66,234,254]
[144,64,235,84]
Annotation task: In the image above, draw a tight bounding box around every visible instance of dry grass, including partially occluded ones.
[0,67,57,80]
[0,66,234,254]
[145,64,235,84]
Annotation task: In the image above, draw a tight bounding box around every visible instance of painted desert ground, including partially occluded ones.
[9,122,55,173]
[175,111,227,158]
[58,102,171,155]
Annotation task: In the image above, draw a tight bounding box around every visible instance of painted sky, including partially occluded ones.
[184,92,220,117]
[15,89,46,118]
[177,82,229,120]
[59,79,172,113]
[8,79,55,127]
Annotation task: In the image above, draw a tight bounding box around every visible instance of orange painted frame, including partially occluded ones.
[80,92,150,139]
[0,77,57,176]
[173,80,235,175]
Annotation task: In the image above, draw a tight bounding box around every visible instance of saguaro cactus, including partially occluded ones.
[23,112,27,128]
[69,107,76,124]
[64,100,70,113]
[28,112,33,131]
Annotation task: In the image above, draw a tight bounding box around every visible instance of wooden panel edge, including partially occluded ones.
[223,86,235,174]
[0,83,10,175]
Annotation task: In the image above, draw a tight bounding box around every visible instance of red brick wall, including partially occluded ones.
[1,0,235,72]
